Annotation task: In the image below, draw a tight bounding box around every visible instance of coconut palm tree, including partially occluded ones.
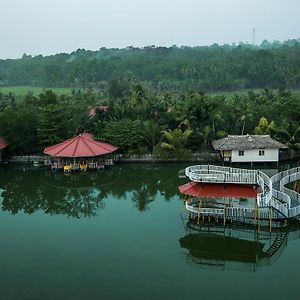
[161,128,192,157]
[143,120,161,153]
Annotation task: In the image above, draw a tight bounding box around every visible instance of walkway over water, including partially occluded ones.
[184,165,300,220]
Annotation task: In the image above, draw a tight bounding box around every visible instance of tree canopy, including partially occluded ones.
[1,40,300,91]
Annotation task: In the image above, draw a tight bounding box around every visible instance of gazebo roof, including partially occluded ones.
[0,138,8,150]
[179,182,260,198]
[43,133,118,157]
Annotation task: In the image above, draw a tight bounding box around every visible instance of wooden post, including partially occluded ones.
[197,196,201,224]
[202,197,205,222]
[254,202,257,227]
[230,205,233,224]
[269,207,272,233]
[223,198,226,226]
[257,207,260,234]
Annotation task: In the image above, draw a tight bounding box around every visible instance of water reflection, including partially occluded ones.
[180,220,300,272]
[0,164,183,217]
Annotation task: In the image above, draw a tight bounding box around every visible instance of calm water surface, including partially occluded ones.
[0,163,300,300]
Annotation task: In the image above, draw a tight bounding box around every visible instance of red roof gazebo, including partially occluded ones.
[43,133,118,170]
[44,133,118,157]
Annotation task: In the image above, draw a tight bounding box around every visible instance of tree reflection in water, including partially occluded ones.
[0,164,184,216]
[180,220,300,272]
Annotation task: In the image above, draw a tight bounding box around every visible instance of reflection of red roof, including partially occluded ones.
[88,106,109,117]
[179,182,260,198]
[0,138,8,150]
[43,133,118,157]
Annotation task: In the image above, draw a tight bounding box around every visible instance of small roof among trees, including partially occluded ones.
[44,133,118,157]
[88,106,109,117]
[212,134,287,151]
[0,138,8,150]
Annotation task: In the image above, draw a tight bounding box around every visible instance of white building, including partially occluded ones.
[212,135,287,163]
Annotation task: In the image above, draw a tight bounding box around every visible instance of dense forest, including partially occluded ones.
[0,40,299,158]
[0,83,299,158]
[1,39,300,91]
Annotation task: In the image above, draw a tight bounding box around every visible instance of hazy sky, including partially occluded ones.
[0,0,299,59]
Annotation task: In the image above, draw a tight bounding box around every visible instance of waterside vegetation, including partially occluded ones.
[0,85,299,159]
[0,40,299,159]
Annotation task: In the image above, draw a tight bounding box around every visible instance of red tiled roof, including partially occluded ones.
[0,138,8,150]
[179,182,260,198]
[43,133,118,157]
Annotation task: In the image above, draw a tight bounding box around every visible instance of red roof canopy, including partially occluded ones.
[0,138,8,150]
[43,133,118,157]
[179,182,260,198]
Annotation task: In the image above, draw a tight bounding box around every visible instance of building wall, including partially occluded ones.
[231,149,278,162]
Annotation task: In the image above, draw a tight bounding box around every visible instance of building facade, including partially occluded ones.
[212,135,287,163]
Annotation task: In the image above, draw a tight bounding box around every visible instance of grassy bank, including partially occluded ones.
[0,86,72,96]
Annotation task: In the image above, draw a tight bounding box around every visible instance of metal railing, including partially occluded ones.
[274,167,300,218]
[185,164,300,219]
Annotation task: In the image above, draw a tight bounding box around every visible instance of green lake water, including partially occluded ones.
[0,163,300,300]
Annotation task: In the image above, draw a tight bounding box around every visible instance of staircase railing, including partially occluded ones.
[185,165,298,219]
[275,167,300,218]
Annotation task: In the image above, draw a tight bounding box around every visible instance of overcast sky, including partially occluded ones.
[0,0,299,59]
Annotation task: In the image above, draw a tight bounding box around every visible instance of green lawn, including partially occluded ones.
[0,86,72,96]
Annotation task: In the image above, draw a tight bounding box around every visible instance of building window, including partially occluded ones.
[238,150,244,156]
[259,150,265,156]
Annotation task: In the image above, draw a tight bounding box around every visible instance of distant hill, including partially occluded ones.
[0,39,300,92]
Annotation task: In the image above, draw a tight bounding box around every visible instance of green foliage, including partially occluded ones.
[0,82,299,159]
[101,119,142,153]
[254,117,275,135]
[142,120,162,153]
[0,108,38,153]
[1,40,300,91]
[161,128,192,158]
[37,104,66,145]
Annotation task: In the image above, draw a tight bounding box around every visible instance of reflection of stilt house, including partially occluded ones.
[212,135,287,164]
[179,221,298,272]
[43,133,118,172]
[0,138,8,164]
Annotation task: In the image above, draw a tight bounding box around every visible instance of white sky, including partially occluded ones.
[0,0,299,59]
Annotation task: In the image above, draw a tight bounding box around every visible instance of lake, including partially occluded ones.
[0,163,300,300]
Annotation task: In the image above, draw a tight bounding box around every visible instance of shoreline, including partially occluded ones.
[5,153,220,164]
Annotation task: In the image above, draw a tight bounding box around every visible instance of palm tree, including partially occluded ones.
[199,126,211,152]
[234,96,253,135]
[161,128,192,157]
[143,120,161,153]
[274,126,300,159]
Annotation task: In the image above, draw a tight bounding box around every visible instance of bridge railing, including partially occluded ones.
[185,165,257,184]
[277,167,300,218]
[185,165,291,218]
